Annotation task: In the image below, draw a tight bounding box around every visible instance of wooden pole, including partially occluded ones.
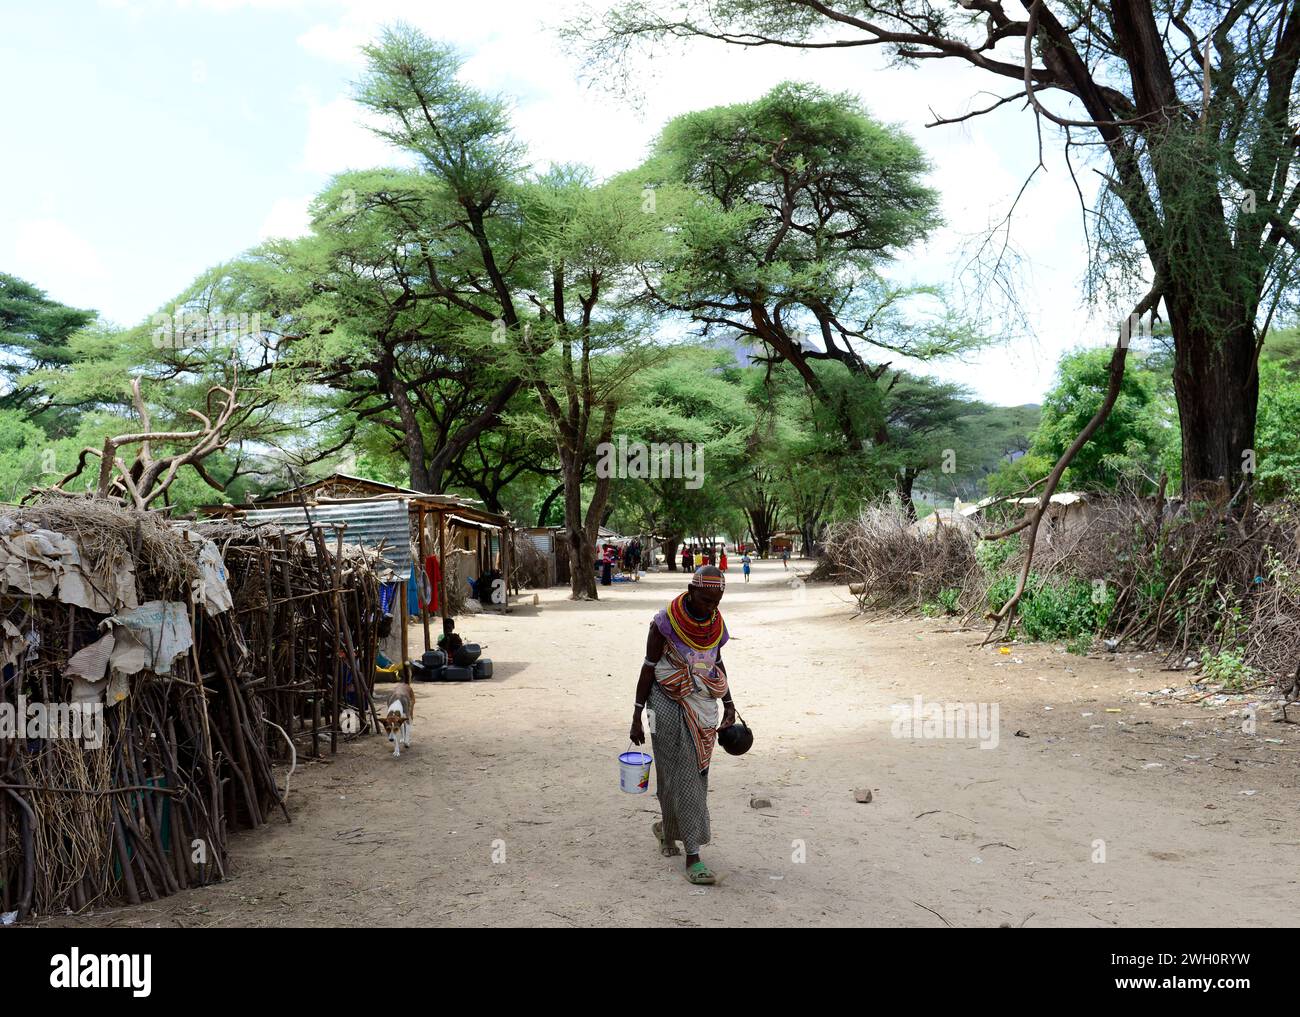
[500,526,511,611]
[437,508,447,623]
[417,505,431,652]
[400,568,411,676]
[329,526,344,754]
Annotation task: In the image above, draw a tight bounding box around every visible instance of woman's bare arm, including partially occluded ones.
[630,623,664,744]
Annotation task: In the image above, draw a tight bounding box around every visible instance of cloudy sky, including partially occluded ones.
[0,0,1128,405]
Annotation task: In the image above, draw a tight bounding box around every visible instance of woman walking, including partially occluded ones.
[629,566,735,884]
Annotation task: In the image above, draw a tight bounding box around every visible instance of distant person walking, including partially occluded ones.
[719,550,728,571]
[741,554,751,583]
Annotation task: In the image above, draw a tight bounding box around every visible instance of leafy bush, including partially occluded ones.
[1200,647,1256,690]
[1066,632,1094,655]
[921,587,963,617]
[985,573,1022,614]
[987,575,1114,641]
[975,533,1020,575]
[1019,578,1115,641]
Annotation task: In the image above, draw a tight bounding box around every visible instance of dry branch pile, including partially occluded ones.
[0,496,381,922]
[815,505,978,610]
[508,532,550,590]
[819,498,1300,696]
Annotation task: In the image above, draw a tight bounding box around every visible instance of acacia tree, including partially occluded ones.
[0,274,96,415]
[355,26,661,598]
[623,81,988,506]
[212,171,525,495]
[581,0,1300,499]
[18,273,303,504]
[610,347,753,565]
[872,374,999,516]
[447,410,560,513]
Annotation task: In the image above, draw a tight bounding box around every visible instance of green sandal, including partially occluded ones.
[686,861,716,885]
[652,821,681,857]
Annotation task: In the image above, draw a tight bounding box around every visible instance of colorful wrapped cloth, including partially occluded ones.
[652,594,728,771]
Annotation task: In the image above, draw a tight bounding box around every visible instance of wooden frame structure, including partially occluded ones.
[204,484,515,657]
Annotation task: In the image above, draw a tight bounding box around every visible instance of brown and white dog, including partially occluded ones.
[382,682,415,757]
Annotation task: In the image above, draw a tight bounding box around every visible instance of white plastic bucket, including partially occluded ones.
[618,746,652,794]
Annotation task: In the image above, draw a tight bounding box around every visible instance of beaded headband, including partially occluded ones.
[689,569,726,591]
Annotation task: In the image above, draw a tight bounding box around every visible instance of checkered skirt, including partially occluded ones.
[649,682,710,849]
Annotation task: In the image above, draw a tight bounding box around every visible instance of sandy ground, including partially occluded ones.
[45,559,1300,928]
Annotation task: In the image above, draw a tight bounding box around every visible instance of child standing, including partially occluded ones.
[741,554,752,583]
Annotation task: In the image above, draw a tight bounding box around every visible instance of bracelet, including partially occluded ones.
[642,657,656,668]
[634,702,645,711]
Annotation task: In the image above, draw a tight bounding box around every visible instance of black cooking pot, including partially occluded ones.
[717,712,753,756]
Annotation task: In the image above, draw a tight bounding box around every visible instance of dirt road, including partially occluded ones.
[49,559,1300,928]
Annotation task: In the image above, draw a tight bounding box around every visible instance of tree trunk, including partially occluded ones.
[662,537,680,571]
[897,468,918,522]
[561,452,598,600]
[579,407,618,594]
[747,512,772,556]
[425,376,524,494]
[388,373,433,492]
[535,483,563,527]
[1169,306,1258,501]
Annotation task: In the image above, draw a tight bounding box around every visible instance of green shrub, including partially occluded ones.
[985,573,1024,613]
[1200,648,1256,690]
[986,574,1115,642]
[975,534,1021,575]
[1020,578,1115,641]
[1066,632,1094,655]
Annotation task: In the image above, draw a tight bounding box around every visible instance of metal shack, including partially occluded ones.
[203,473,513,656]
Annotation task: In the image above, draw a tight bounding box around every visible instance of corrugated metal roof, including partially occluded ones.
[960,492,1088,517]
[255,472,423,502]
[240,498,413,572]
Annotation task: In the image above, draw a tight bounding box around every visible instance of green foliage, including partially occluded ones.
[1200,648,1256,691]
[0,408,126,502]
[1033,347,1175,490]
[984,452,1054,497]
[920,588,960,617]
[646,80,941,290]
[923,403,1039,500]
[1066,632,1094,656]
[1019,579,1115,642]
[986,347,1178,495]
[986,572,1114,642]
[1255,355,1300,501]
[975,534,1021,574]
[0,273,96,413]
[984,573,1021,614]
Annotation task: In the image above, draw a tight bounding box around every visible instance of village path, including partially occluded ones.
[49,559,1300,928]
